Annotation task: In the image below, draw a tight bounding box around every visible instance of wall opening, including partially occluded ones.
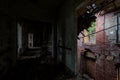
[28,33,33,48]
[82,21,96,45]
[76,0,120,79]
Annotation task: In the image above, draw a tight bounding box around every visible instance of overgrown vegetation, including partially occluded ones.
[88,21,96,34]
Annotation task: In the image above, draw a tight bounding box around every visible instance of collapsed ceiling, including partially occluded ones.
[77,0,120,16]
[77,0,120,35]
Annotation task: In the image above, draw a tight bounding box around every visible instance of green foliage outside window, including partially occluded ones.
[88,22,96,34]
[88,21,96,44]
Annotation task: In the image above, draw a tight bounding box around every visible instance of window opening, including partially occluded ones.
[83,21,96,44]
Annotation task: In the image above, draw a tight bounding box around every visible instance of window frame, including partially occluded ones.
[117,14,120,43]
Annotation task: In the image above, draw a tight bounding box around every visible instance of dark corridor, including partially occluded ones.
[1,53,73,80]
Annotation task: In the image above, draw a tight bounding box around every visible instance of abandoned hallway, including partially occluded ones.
[1,54,73,80]
[0,0,120,80]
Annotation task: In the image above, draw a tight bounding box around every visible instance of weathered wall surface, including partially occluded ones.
[0,15,17,77]
[95,12,118,80]
[77,11,120,80]
[57,0,83,74]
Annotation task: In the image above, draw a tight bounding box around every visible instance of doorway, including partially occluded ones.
[28,33,33,48]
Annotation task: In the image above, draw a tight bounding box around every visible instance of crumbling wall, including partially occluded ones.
[77,11,120,80]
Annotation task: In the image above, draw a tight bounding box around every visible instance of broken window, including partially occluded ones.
[104,13,120,44]
[88,22,96,44]
[83,21,96,44]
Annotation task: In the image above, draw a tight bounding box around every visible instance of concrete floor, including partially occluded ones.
[1,52,75,80]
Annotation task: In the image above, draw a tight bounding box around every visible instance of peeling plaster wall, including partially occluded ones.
[57,0,82,74]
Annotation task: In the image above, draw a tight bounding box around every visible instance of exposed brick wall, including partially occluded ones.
[78,48,118,80]
[77,11,120,80]
[86,59,96,78]
[95,55,117,80]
